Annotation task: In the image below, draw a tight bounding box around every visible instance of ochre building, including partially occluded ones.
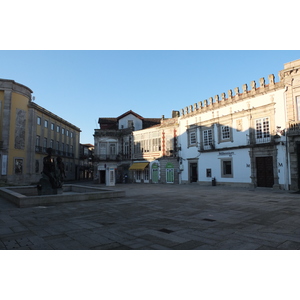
[0,79,81,185]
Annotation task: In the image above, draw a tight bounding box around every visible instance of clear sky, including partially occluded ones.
[1,50,300,144]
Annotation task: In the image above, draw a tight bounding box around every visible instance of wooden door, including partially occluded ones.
[256,156,274,187]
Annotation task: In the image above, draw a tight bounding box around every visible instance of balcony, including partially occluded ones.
[255,136,271,144]
[35,146,74,158]
[288,122,300,136]
[95,154,119,161]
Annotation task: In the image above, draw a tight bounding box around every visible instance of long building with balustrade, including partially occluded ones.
[177,58,300,191]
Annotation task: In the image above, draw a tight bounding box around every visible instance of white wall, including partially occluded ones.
[118,114,143,130]
[177,87,287,186]
[94,136,118,155]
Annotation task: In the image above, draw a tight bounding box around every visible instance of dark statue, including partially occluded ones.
[37,148,66,195]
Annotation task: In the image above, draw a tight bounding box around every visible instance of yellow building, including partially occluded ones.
[0,79,81,185]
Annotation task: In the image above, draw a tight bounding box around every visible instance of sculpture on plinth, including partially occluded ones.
[37,148,66,195]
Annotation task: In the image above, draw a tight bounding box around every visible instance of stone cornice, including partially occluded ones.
[0,78,33,98]
[28,102,81,132]
[180,75,284,119]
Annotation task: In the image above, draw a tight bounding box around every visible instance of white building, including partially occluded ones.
[177,73,288,189]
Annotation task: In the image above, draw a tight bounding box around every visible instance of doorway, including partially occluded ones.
[152,163,159,183]
[256,156,274,187]
[189,162,198,183]
[99,170,106,184]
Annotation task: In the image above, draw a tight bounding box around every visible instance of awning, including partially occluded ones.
[129,162,149,170]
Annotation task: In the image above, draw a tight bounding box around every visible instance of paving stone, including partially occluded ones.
[0,227,14,235]
[193,244,217,250]
[215,239,261,250]
[3,239,20,250]
[86,233,113,245]
[0,241,6,249]
[173,240,205,250]
[29,243,54,250]
[149,244,172,250]
[257,245,278,250]
[121,238,153,249]
[2,183,300,250]
[139,234,179,248]
[277,240,300,250]
[15,237,33,247]
[229,233,283,248]
[90,242,126,250]
[10,225,29,233]
[70,235,100,248]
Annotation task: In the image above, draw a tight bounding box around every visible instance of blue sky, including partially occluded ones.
[1,50,300,144]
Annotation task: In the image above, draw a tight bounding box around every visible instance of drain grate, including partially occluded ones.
[101,222,115,226]
[158,228,174,234]
[203,218,216,222]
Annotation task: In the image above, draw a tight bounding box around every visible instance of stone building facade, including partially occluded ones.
[177,59,300,190]
[79,143,94,180]
[280,59,300,190]
[0,79,81,185]
[94,110,180,184]
[130,115,180,184]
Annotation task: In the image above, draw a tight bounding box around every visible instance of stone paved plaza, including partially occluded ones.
[1,182,300,250]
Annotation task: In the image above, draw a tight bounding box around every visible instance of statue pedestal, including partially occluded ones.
[37,177,63,196]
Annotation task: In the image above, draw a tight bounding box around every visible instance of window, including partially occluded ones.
[43,138,47,149]
[203,129,213,150]
[36,135,40,146]
[62,128,65,135]
[221,159,233,178]
[35,160,39,173]
[37,117,41,125]
[188,129,197,146]
[14,158,23,175]
[51,123,54,130]
[44,120,48,128]
[221,125,230,140]
[50,139,54,149]
[152,138,161,152]
[124,141,129,157]
[134,142,141,154]
[128,120,134,129]
[70,132,73,138]
[135,170,141,181]
[255,118,270,143]
[70,145,73,154]
[206,169,212,177]
[57,125,60,133]
[56,141,59,151]
[109,143,116,155]
[66,130,69,136]
[100,143,106,156]
[297,96,300,121]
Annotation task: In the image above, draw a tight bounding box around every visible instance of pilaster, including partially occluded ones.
[2,90,12,150]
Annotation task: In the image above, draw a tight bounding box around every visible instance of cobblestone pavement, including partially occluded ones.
[1,182,300,250]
